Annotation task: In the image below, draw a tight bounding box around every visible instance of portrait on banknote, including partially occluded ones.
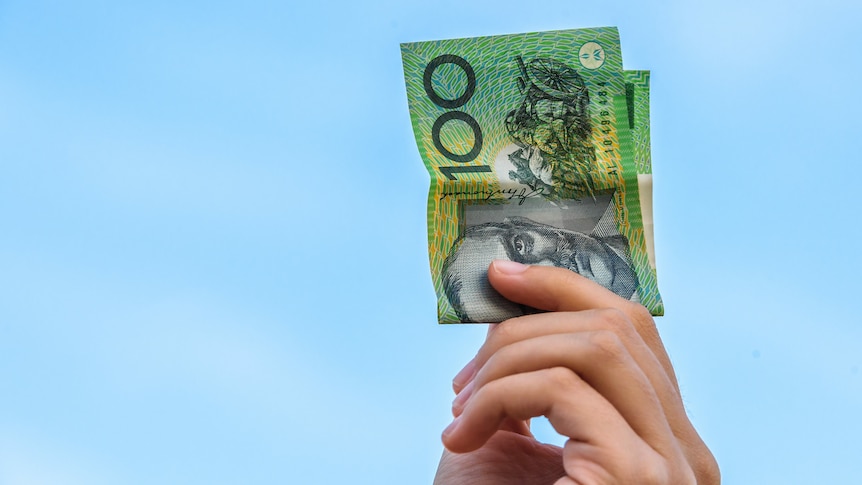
[441,193,638,322]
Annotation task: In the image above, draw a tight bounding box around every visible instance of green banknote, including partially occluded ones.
[624,70,657,272]
[401,27,663,323]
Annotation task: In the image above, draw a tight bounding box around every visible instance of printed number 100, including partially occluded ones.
[423,55,491,181]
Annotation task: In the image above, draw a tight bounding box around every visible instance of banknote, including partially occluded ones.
[401,28,663,323]
[624,70,657,270]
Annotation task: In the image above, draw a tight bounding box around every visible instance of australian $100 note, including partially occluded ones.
[401,27,663,323]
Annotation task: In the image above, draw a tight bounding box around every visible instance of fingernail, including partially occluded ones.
[442,416,461,439]
[453,357,476,389]
[492,259,528,275]
[452,380,474,416]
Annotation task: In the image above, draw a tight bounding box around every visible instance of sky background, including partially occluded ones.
[1,0,860,483]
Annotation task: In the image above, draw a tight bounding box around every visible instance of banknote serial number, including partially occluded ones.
[423,55,489,180]
[596,82,618,170]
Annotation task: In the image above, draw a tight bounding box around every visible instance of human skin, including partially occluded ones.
[443,217,637,323]
[433,261,719,484]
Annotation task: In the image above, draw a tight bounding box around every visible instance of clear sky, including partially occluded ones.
[1,0,860,483]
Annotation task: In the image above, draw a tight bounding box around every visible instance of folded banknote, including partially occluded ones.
[401,27,663,323]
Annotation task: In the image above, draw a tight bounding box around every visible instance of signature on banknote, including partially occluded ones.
[439,186,546,204]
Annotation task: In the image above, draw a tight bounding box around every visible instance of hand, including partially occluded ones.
[433,261,719,485]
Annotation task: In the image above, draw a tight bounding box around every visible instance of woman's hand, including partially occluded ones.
[433,260,719,485]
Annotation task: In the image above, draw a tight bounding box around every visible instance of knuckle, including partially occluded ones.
[543,366,581,390]
[690,450,721,485]
[489,319,519,347]
[587,329,627,362]
[626,453,672,485]
[626,303,657,333]
[594,307,632,333]
[639,462,670,485]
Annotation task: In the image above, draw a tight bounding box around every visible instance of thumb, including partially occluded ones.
[486,260,630,312]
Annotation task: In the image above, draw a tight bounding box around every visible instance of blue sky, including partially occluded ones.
[1,0,860,483]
